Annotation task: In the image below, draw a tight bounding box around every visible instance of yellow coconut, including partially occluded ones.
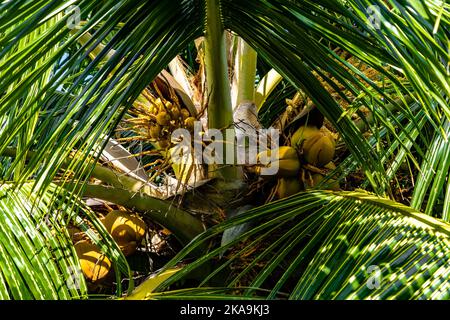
[149,123,161,139]
[257,146,300,178]
[257,146,299,164]
[303,133,335,166]
[180,108,190,120]
[291,126,336,167]
[276,159,301,177]
[155,111,171,126]
[276,146,298,160]
[74,240,111,283]
[276,178,302,198]
[169,106,180,120]
[291,125,320,149]
[184,117,196,130]
[102,211,146,244]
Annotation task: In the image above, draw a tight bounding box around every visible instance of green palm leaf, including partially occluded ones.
[0,183,85,299]
[153,190,450,300]
[223,0,448,195]
[0,0,203,200]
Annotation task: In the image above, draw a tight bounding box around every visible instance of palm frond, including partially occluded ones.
[411,119,450,219]
[154,190,450,299]
[0,0,448,301]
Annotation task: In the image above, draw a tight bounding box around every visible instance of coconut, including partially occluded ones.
[277,146,299,160]
[155,111,171,126]
[257,146,300,178]
[74,240,111,283]
[102,211,146,244]
[149,123,161,139]
[291,125,320,149]
[276,178,302,198]
[169,107,180,120]
[303,133,335,167]
[184,117,196,130]
[257,146,299,164]
[117,240,138,257]
[276,159,301,177]
[180,108,190,120]
[291,126,336,167]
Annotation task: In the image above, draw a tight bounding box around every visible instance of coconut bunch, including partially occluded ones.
[116,82,208,187]
[72,210,146,284]
[120,85,196,150]
[291,125,336,167]
[256,124,339,199]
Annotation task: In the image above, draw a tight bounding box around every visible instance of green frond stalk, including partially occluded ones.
[235,38,257,105]
[78,184,205,247]
[204,0,240,182]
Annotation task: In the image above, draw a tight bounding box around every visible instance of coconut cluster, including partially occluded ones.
[72,210,146,284]
[125,94,196,149]
[291,125,336,166]
[256,125,339,199]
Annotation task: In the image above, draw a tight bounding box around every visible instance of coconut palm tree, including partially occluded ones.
[0,0,448,299]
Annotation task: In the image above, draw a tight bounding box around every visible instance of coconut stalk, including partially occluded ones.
[203,0,241,182]
[75,184,204,246]
[234,38,258,106]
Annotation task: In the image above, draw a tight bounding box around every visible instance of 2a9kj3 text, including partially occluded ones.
[179,303,270,317]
